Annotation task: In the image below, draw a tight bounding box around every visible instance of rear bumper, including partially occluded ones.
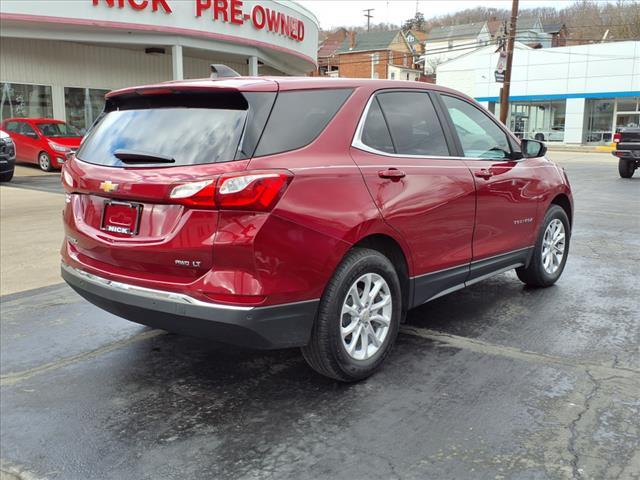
[61,263,318,349]
[0,157,15,174]
[613,149,640,161]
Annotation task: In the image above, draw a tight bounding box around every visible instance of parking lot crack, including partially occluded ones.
[399,326,640,379]
[567,370,599,480]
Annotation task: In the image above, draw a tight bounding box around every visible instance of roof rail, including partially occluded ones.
[210,64,241,79]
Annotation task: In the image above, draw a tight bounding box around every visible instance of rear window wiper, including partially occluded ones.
[114,149,175,164]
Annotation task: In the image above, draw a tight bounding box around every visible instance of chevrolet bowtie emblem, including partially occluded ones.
[99,181,119,193]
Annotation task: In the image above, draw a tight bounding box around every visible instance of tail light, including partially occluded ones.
[217,170,292,211]
[169,170,293,211]
[169,179,216,208]
[613,132,622,143]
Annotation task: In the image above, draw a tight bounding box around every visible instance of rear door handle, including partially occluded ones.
[378,168,406,179]
[474,169,493,179]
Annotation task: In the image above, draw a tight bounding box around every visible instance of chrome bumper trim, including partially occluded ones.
[61,263,254,311]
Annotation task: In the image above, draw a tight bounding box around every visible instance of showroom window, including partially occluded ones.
[0,83,53,121]
[614,96,640,132]
[64,87,109,134]
[584,98,615,144]
[508,100,566,142]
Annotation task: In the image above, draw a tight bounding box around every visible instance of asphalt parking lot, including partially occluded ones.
[1,152,639,480]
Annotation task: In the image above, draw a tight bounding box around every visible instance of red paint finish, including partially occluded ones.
[61,76,573,312]
[0,118,82,169]
[465,159,543,260]
[351,149,476,276]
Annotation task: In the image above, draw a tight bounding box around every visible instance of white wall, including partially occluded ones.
[436,41,640,101]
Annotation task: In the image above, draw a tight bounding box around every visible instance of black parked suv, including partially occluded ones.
[0,130,16,182]
[613,128,640,178]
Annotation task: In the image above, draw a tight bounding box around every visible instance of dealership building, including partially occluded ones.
[0,0,318,133]
[437,41,640,145]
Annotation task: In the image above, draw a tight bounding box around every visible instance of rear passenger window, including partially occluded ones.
[360,98,394,154]
[377,92,449,156]
[254,89,353,157]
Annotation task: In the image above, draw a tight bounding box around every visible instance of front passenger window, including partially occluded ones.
[442,95,512,159]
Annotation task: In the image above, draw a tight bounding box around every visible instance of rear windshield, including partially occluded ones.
[76,88,352,167]
[76,92,275,167]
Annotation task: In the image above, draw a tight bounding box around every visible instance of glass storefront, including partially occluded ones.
[64,87,109,134]
[507,100,566,142]
[0,83,53,121]
[584,97,640,144]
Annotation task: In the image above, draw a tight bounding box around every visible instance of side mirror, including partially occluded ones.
[521,138,547,158]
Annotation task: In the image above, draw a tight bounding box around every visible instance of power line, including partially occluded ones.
[332,38,639,70]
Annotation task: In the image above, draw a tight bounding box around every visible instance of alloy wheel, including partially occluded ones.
[340,273,392,361]
[39,153,50,171]
[541,219,565,274]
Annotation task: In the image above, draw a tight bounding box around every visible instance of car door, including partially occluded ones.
[16,122,41,163]
[351,90,476,307]
[437,94,541,279]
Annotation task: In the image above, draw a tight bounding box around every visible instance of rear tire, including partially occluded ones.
[534,133,545,141]
[38,152,53,172]
[516,205,570,287]
[301,248,402,382]
[618,159,635,178]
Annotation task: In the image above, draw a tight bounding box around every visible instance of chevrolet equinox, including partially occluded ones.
[61,76,573,381]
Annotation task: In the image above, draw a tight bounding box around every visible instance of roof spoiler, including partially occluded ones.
[210,64,241,79]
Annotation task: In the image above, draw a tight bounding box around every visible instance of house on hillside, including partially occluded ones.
[422,18,553,74]
[421,22,491,74]
[335,30,422,81]
[543,23,569,47]
[314,28,348,77]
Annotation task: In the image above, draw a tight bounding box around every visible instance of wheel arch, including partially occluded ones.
[352,233,411,317]
[550,193,573,227]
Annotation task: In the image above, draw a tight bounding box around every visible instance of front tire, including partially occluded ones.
[618,159,635,178]
[38,152,53,172]
[302,248,402,382]
[517,205,570,287]
[0,170,14,182]
[535,133,545,141]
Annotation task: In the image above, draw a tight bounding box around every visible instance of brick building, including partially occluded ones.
[334,30,422,81]
[314,28,348,77]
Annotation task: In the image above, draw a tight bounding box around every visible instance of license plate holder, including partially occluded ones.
[100,201,142,236]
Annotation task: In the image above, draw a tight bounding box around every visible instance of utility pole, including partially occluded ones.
[363,9,374,32]
[499,0,519,125]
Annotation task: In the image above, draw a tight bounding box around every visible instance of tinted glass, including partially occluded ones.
[255,89,353,157]
[442,95,511,159]
[20,123,37,136]
[76,92,275,167]
[77,108,246,167]
[376,92,449,156]
[361,98,394,154]
[36,122,80,137]
[5,122,20,133]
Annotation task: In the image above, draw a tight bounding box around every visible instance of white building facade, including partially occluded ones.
[436,41,640,145]
[0,0,318,133]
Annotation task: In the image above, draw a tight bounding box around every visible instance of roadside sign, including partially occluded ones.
[495,51,507,83]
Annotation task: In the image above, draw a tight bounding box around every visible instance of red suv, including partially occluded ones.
[1,118,82,171]
[61,77,573,381]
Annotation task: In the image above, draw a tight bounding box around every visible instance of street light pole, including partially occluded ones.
[499,0,519,125]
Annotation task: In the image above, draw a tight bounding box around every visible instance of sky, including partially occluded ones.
[297,0,601,30]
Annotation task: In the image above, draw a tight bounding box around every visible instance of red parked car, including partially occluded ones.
[0,118,82,171]
[60,76,573,381]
